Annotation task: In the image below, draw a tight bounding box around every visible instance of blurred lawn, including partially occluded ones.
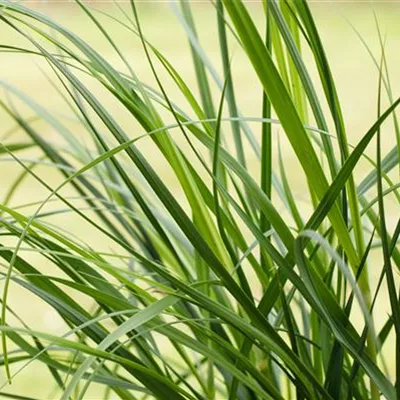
[1,1,400,398]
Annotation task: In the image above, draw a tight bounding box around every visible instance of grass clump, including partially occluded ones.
[0,1,399,399]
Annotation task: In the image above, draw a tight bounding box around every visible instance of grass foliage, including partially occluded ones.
[0,1,399,399]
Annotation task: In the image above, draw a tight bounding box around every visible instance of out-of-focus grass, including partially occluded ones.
[0,2,399,398]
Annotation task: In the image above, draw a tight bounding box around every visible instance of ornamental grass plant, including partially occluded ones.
[0,0,399,399]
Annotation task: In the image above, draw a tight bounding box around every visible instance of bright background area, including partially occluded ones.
[0,1,399,398]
